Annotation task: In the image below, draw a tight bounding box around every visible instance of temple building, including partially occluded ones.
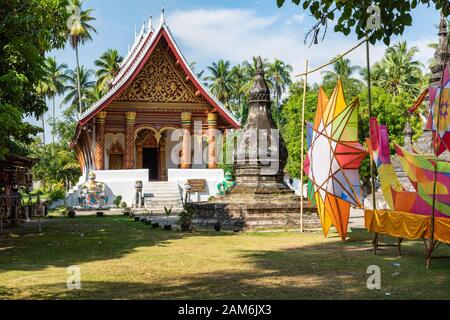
[68,11,239,208]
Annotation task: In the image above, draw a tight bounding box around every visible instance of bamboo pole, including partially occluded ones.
[365,35,376,211]
[300,60,308,233]
[295,39,366,78]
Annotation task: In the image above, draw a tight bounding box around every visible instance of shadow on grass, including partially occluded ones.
[0,215,237,273]
[9,229,450,300]
[1,217,450,299]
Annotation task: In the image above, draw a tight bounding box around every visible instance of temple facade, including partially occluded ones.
[70,12,239,182]
[66,11,241,209]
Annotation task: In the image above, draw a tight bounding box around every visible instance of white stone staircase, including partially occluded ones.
[142,181,184,214]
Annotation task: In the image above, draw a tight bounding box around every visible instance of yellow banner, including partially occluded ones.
[365,210,450,244]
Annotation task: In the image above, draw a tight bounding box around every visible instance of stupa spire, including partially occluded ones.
[438,10,448,48]
[249,57,270,102]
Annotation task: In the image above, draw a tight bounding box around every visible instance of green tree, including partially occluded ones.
[358,87,423,185]
[62,66,95,117]
[42,57,69,143]
[35,81,49,145]
[276,0,449,45]
[189,61,206,81]
[67,0,97,115]
[0,0,68,159]
[363,41,424,95]
[230,64,250,120]
[321,57,360,84]
[95,49,123,94]
[268,59,293,128]
[205,60,234,107]
[279,81,318,178]
[30,141,80,190]
[86,86,104,107]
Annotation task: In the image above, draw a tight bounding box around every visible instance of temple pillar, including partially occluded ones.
[125,112,136,169]
[95,112,107,170]
[207,112,218,169]
[180,112,192,169]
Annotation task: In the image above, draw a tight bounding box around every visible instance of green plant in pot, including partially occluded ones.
[179,203,194,232]
[163,205,172,230]
[214,218,222,232]
[120,201,130,216]
[68,209,76,218]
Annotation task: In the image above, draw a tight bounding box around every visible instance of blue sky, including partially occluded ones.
[34,0,443,142]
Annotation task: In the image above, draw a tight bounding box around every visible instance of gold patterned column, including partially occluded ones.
[160,134,167,180]
[207,112,218,169]
[180,112,192,169]
[95,112,107,170]
[125,112,136,169]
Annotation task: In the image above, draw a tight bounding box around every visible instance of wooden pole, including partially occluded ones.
[300,59,309,233]
[365,36,376,211]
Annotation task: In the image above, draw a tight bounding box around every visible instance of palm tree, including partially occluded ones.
[35,81,49,145]
[67,0,97,116]
[205,60,234,107]
[267,59,293,129]
[62,66,95,116]
[321,57,360,84]
[230,64,249,119]
[368,41,424,95]
[43,57,69,143]
[95,49,123,94]
[189,61,206,81]
[268,59,293,111]
[86,86,104,107]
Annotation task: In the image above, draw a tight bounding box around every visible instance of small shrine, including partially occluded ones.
[192,58,320,230]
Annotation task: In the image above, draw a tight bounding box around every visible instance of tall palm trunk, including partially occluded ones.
[75,44,82,117]
[276,88,280,130]
[52,95,56,144]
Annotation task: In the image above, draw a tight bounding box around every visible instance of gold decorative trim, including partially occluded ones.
[125,111,136,124]
[116,43,207,104]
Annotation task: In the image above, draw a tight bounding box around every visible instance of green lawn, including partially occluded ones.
[0,215,449,300]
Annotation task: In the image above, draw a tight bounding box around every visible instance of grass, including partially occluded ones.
[0,215,449,300]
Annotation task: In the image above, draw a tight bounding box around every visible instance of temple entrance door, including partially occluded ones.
[143,147,159,180]
[109,154,123,170]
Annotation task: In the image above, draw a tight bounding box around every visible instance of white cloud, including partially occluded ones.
[167,8,437,84]
[285,13,305,25]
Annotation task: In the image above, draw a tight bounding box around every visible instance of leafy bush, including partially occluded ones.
[113,195,122,208]
[120,201,128,209]
[48,185,66,202]
[178,203,194,225]
[164,205,173,217]
[55,206,69,216]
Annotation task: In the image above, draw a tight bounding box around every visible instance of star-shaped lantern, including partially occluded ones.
[304,81,367,240]
[427,64,450,156]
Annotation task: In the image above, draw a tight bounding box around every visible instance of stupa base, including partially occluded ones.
[191,193,320,231]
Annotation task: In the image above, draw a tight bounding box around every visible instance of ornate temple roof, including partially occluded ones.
[71,10,239,147]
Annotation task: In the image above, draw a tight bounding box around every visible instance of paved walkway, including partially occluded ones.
[349,207,365,229]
